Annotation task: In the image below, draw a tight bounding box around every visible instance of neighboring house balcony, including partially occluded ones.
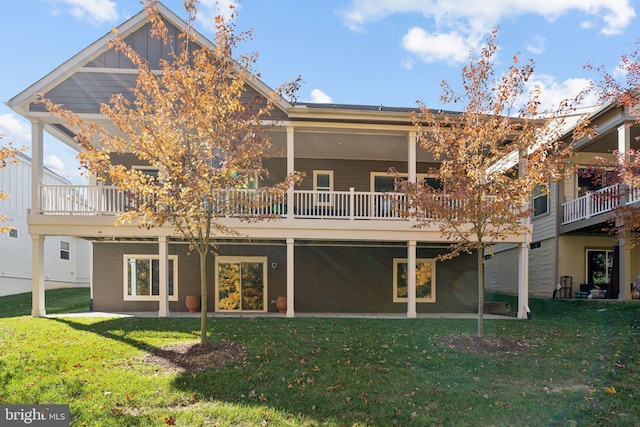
[561,183,640,231]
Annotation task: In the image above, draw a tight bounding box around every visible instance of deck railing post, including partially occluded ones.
[349,187,355,220]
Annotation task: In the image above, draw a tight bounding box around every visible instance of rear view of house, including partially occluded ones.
[7,3,531,317]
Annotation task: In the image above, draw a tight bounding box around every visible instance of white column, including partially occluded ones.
[31,119,44,214]
[286,127,295,220]
[286,238,295,317]
[407,240,417,318]
[158,236,169,317]
[408,131,417,183]
[517,241,530,319]
[618,124,632,300]
[31,235,46,317]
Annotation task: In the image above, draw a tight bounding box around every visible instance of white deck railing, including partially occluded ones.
[560,183,640,225]
[38,185,410,220]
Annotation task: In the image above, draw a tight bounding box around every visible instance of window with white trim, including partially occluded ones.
[393,258,436,303]
[371,172,441,192]
[60,241,70,260]
[313,170,333,206]
[532,184,549,218]
[215,256,267,312]
[123,255,178,301]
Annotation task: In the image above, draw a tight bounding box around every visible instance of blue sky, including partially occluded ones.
[0,0,638,183]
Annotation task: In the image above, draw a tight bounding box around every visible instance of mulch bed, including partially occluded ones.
[144,341,245,373]
[441,334,528,356]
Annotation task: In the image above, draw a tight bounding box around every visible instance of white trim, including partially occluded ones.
[215,256,268,312]
[393,258,436,303]
[122,254,179,301]
[59,240,70,261]
[313,170,334,207]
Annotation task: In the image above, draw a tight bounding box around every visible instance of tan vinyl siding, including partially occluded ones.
[531,181,558,242]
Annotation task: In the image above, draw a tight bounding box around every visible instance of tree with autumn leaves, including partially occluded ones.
[400,29,588,336]
[40,0,300,344]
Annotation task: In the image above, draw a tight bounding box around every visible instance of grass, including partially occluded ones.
[0,289,638,426]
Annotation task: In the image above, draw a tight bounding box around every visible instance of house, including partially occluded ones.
[7,3,531,317]
[0,153,90,296]
[485,102,640,301]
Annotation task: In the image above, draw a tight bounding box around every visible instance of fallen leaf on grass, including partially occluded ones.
[604,386,616,394]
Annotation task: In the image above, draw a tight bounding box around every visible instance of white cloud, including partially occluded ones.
[197,0,241,32]
[44,155,65,171]
[524,74,598,113]
[401,28,475,65]
[310,89,333,103]
[52,0,118,25]
[0,114,31,145]
[341,0,635,36]
[525,35,546,55]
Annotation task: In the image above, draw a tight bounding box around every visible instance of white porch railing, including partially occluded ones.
[38,185,410,220]
[562,184,622,225]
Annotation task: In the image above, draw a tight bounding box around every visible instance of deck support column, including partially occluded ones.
[617,124,632,300]
[31,234,46,317]
[158,236,169,317]
[30,119,44,214]
[286,238,295,317]
[407,240,417,318]
[408,131,417,184]
[286,126,295,220]
[517,241,530,319]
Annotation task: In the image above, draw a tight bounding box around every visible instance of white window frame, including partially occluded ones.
[393,258,436,303]
[60,240,70,261]
[7,228,18,239]
[123,254,179,301]
[215,256,268,312]
[313,170,334,207]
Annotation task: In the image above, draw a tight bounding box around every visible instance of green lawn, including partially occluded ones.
[0,289,638,426]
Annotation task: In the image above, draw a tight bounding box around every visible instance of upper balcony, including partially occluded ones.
[562,183,640,228]
[37,184,410,220]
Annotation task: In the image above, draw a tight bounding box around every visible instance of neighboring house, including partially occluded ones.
[7,3,531,317]
[0,153,90,296]
[486,103,640,300]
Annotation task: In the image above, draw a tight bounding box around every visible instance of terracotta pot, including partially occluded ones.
[275,296,287,313]
[185,295,201,313]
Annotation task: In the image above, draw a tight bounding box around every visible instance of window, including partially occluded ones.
[393,258,436,303]
[215,257,267,312]
[8,228,18,239]
[124,255,178,301]
[313,170,333,206]
[532,185,549,218]
[60,241,70,260]
[132,165,160,180]
[586,249,613,285]
[371,172,441,192]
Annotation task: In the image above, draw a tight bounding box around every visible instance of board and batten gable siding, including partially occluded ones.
[29,18,288,120]
[85,21,181,70]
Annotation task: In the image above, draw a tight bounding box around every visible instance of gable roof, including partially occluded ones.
[7,2,292,148]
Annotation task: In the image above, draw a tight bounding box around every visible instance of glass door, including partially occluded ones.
[216,257,267,312]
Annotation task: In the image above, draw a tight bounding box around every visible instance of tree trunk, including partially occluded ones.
[199,249,208,345]
[477,247,484,338]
